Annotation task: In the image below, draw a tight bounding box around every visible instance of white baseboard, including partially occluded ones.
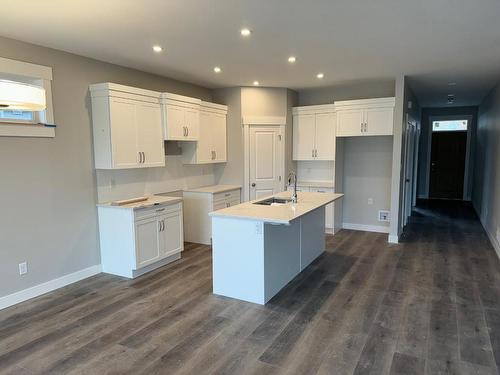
[342,223,390,234]
[388,235,399,244]
[0,264,102,311]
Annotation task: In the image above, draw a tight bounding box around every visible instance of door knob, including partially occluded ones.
[251,183,256,187]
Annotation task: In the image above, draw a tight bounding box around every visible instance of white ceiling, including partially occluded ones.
[1,0,500,107]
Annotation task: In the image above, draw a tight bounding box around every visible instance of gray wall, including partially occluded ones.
[342,137,393,228]
[298,79,395,106]
[0,36,212,298]
[473,82,500,256]
[299,79,398,230]
[417,106,478,199]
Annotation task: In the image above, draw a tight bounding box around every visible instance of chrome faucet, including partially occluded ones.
[288,171,298,203]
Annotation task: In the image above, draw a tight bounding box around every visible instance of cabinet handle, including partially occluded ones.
[138,152,142,163]
[142,152,145,164]
[365,123,368,132]
[214,150,217,160]
[158,221,162,232]
[156,208,165,212]
[312,149,314,158]
[315,149,318,157]
[162,220,165,231]
[186,127,189,136]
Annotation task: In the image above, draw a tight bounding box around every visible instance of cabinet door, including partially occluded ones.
[336,109,364,137]
[197,111,214,163]
[159,212,183,257]
[109,98,139,168]
[135,217,161,268]
[165,104,185,140]
[136,102,165,167]
[293,114,315,160]
[365,107,394,136]
[212,113,227,162]
[184,108,199,140]
[213,200,227,211]
[314,113,336,160]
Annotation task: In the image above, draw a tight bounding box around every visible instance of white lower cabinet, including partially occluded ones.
[183,186,241,245]
[98,200,184,278]
[288,184,336,233]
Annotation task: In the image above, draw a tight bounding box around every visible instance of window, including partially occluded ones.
[0,57,54,137]
[432,119,468,132]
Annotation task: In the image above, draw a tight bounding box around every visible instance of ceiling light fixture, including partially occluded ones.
[253,81,260,86]
[152,45,163,53]
[448,82,457,86]
[0,80,46,111]
[288,56,296,63]
[240,28,252,37]
[213,66,222,73]
[316,73,324,79]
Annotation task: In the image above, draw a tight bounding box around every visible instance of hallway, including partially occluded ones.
[0,202,499,374]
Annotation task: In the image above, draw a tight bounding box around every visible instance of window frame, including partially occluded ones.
[0,57,54,137]
[431,119,468,132]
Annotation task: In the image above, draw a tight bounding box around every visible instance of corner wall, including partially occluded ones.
[474,82,500,258]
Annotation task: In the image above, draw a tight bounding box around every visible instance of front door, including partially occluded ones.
[249,126,283,200]
[429,127,467,199]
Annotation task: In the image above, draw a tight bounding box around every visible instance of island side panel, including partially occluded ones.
[263,220,301,303]
[212,217,266,304]
[300,206,326,270]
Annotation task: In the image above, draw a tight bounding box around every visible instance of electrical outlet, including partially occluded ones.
[367,198,374,205]
[378,210,390,222]
[19,262,28,275]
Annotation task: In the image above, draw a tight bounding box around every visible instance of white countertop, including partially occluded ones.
[297,180,334,188]
[97,195,182,210]
[183,184,242,194]
[209,191,343,224]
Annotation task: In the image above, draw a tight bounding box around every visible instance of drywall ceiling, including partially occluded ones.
[1,0,499,106]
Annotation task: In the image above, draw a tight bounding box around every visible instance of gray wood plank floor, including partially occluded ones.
[1,200,499,375]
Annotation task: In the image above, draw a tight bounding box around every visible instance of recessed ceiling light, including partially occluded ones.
[213,66,222,73]
[448,82,457,86]
[152,45,163,53]
[253,81,260,86]
[316,73,324,79]
[240,28,252,37]
[288,56,296,63]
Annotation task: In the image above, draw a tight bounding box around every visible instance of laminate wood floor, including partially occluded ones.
[1,200,499,374]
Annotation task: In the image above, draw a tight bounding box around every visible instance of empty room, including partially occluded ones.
[0,1,499,374]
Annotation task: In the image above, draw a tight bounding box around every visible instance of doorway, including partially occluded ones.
[243,117,286,202]
[428,118,468,199]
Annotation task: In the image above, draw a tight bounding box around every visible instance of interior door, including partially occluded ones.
[314,113,335,160]
[430,131,467,199]
[249,126,283,200]
[212,113,227,162]
[197,110,213,163]
[136,102,164,167]
[109,98,139,168]
[336,109,364,137]
[165,104,185,139]
[402,121,416,226]
[365,107,394,136]
[135,217,161,268]
[293,114,315,160]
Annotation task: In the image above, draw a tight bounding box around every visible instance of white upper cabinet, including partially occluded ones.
[160,93,201,141]
[90,83,164,169]
[336,97,395,137]
[181,101,227,164]
[293,105,336,161]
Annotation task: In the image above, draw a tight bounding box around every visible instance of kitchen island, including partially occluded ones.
[209,191,343,304]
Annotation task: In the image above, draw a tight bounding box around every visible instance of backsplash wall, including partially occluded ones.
[96,155,215,203]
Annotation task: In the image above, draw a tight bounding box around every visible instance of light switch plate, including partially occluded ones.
[19,262,27,275]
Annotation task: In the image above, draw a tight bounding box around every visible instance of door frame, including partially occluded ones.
[242,116,286,202]
[426,114,472,200]
[401,114,419,228]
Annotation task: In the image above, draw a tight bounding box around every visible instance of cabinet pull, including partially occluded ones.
[158,221,162,232]
[214,150,216,160]
[156,208,165,212]
[186,127,189,136]
[138,152,142,163]
[225,193,231,197]
[142,152,145,163]
[312,149,314,158]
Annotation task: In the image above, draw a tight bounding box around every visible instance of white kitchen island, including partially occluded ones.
[209,191,343,305]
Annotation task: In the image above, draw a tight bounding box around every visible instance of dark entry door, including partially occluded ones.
[429,131,467,199]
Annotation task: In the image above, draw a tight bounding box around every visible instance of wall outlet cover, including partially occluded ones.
[19,262,28,275]
[367,198,374,205]
[378,210,391,222]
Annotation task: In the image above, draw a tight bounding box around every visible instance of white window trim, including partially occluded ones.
[0,57,55,138]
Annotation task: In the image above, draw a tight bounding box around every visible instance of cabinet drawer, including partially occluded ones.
[135,202,181,221]
[213,189,240,203]
[311,187,334,193]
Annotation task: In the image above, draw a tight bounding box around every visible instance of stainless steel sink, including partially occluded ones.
[253,197,293,206]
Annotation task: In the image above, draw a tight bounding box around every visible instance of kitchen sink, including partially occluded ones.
[253,197,293,206]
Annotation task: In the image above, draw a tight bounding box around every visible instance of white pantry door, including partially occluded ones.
[249,126,283,200]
